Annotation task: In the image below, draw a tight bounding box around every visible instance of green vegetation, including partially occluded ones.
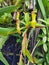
[0,0,49,65]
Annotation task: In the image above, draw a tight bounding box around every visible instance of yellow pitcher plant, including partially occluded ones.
[16,12,21,34]
[31,10,37,28]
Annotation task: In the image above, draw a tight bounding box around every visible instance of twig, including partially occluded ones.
[27,40,39,65]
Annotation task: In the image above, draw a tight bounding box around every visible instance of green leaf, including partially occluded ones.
[16,39,21,43]
[42,28,46,35]
[23,49,34,63]
[25,1,30,8]
[44,62,47,65]
[43,36,47,43]
[0,27,15,36]
[37,58,44,64]
[0,52,9,65]
[0,5,19,16]
[38,18,49,26]
[38,0,46,20]
[46,52,49,63]
[0,13,13,24]
[38,18,46,24]
[46,18,49,26]
[36,23,45,27]
[19,59,24,65]
[0,0,3,3]
[42,0,49,16]
[25,49,34,63]
[20,20,25,25]
[37,40,44,47]
[38,64,42,65]
[43,44,48,52]
[0,36,8,49]
[35,51,43,57]
[24,13,30,23]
